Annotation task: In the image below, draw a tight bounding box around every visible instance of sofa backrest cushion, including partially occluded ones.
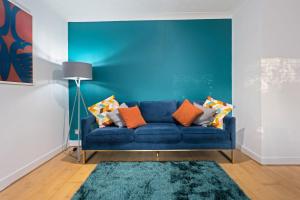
[124,101,139,107]
[177,100,205,108]
[139,100,177,123]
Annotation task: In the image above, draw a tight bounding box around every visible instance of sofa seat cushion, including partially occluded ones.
[179,126,227,143]
[134,123,181,143]
[86,127,134,144]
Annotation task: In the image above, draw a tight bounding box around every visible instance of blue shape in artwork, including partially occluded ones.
[10,42,33,83]
[0,0,10,35]
[0,0,11,81]
[0,37,10,80]
[10,6,24,42]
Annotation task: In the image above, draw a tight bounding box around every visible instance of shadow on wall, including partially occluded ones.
[52,63,69,149]
[33,56,69,149]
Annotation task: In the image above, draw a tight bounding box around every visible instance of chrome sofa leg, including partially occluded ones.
[219,150,235,163]
[83,151,97,164]
[82,150,86,164]
[156,151,160,161]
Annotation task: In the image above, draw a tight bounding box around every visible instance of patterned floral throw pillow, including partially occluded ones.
[88,96,119,127]
[203,96,233,129]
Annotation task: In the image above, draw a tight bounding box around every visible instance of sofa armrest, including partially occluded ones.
[223,116,236,149]
[81,115,97,147]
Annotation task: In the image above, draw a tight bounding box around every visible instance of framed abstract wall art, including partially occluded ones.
[0,0,33,85]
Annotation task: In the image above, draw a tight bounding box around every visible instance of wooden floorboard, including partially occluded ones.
[0,150,300,200]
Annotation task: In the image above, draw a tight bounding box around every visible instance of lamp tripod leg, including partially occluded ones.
[65,79,89,162]
[77,79,81,162]
[80,92,89,116]
[65,88,78,151]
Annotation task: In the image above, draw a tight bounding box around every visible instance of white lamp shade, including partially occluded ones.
[63,62,92,80]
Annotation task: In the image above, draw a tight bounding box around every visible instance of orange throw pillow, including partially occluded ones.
[118,106,147,129]
[173,99,203,127]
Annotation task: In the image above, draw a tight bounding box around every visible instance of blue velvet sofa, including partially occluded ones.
[81,100,236,163]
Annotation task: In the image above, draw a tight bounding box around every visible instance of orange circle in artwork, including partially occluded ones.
[15,10,32,42]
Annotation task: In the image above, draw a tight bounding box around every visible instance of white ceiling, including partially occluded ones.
[41,0,244,22]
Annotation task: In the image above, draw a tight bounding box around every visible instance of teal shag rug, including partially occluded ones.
[72,161,249,200]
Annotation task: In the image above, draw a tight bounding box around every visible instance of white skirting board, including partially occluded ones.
[240,145,262,163]
[241,145,300,165]
[260,156,300,165]
[0,145,64,192]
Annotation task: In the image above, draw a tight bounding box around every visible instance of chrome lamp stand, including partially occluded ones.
[65,78,89,162]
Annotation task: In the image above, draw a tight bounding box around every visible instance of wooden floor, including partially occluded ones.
[1,150,300,200]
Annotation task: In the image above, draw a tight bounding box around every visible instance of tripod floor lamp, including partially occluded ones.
[63,62,92,162]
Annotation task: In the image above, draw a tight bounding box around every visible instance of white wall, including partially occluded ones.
[232,0,263,161]
[260,0,300,164]
[0,0,68,191]
[233,0,300,164]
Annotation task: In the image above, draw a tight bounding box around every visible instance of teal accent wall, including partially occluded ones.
[68,19,232,139]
